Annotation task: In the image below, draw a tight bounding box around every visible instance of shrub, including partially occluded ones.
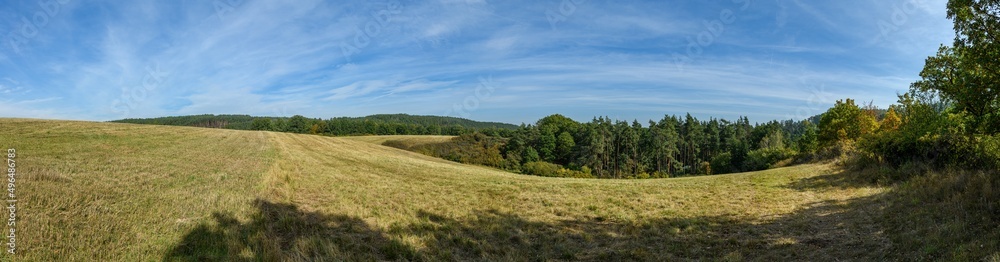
[810,140,856,162]
[710,152,733,174]
[970,134,1000,170]
[744,147,796,171]
[523,161,561,177]
[522,161,594,178]
[698,161,712,175]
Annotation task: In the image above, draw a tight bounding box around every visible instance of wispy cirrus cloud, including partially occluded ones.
[0,0,954,124]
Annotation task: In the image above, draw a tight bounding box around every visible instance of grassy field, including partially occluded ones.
[0,119,996,261]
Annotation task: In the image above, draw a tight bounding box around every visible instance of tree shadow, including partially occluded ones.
[784,167,1000,260]
[165,192,895,261]
[165,165,1000,261]
[785,167,887,192]
[397,196,891,261]
[163,199,417,261]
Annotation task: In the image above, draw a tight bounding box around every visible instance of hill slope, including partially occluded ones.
[0,119,909,260]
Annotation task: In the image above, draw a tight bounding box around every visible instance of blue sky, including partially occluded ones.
[0,0,954,124]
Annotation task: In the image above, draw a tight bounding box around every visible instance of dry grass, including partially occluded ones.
[5,119,979,260]
[0,119,275,261]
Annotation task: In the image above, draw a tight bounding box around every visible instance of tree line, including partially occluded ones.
[113,114,518,136]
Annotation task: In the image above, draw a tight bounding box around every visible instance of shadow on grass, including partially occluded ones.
[785,167,886,191]
[785,167,1000,260]
[164,193,895,261]
[164,167,1000,261]
[163,200,417,261]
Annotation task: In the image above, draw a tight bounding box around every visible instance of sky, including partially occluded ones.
[0,0,955,125]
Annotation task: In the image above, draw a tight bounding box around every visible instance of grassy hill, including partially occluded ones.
[1,119,996,261]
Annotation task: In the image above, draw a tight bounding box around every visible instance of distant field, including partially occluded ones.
[3,119,989,260]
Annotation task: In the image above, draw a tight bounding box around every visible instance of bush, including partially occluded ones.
[522,161,560,177]
[744,147,796,171]
[710,152,733,174]
[797,140,855,164]
[698,161,712,175]
[968,134,1000,170]
[860,117,998,172]
[522,161,594,178]
[856,94,999,180]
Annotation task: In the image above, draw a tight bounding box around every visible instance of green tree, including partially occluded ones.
[680,114,704,173]
[643,116,679,174]
[555,131,575,165]
[274,118,290,132]
[288,115,310,134]
[911,0,1000,133]
[522,147,540,163]
[879,107,902,132]
[797,121,819,153]
[251,118,273,131]
[758,129,785,150]
[818,99,874,146]
[537,129,557,162]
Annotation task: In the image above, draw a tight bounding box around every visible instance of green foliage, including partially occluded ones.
[111,114,257,129]
[555,131,575,164]
[698,161,712,175]
[857,88,992,172]
[858,88,1000,181]
[522,161,594,178]
[912,0,1000,134]
[758,129,785,150]
[537,129,557,163]
[522,147,540,163]
[251,118,274,131]
[744,147,796,171]
[710,152,733,174]
[796,121,818,153]
[376,112,816,179]
[288,115,310,134]
[817,99,877,146]
[879,107,902,132]
[644,117,680,175]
